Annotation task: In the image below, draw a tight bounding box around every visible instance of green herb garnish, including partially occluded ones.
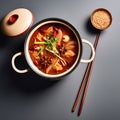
[34,35,67,66]
[37,46,45,55]
[34,36,59,54]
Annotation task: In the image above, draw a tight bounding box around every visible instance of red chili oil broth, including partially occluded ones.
[28,23,79,75]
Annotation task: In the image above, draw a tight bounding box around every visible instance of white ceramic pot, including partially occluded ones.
[11,18,95,79]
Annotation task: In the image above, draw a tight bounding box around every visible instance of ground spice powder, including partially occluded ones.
[91,9,111,30]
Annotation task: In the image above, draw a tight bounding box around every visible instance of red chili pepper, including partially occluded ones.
[8,14,18,24]
[53,27,59,37]
[53,26,59,31]
[29,45,39,50]
[34,59,39,66]
[53,31,57,37]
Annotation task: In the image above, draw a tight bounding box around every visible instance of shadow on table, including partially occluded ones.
[85,16,100,35]
[4,53,63,94]
[3,58,64,94]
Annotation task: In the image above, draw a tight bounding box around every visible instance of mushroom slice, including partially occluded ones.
[64,50,75,57]
[65,41,76,46]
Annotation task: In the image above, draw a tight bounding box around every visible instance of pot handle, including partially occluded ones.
[11,52,29,73]
[80,39,95,63]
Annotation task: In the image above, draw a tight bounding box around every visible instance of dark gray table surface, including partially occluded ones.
[0,0,120,120]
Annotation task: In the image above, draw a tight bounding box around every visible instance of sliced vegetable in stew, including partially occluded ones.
[29,23,78,74]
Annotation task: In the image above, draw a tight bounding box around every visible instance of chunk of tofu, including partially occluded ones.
[32,51,40,59]
[36,33,43,41]
[45,26,53,34]
[53,62,63,71]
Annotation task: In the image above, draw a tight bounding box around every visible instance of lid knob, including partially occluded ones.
[8,14,19,24]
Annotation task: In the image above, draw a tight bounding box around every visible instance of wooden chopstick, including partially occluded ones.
[78,32,101,115]
[78,57,94,115]
[72,31,101,115]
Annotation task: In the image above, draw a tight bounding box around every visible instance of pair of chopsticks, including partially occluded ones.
[72,32,101,116]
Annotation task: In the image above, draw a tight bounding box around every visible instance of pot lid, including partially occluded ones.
[1,8,34,37]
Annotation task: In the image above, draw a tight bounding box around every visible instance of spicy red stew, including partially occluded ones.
[29,23,78,75]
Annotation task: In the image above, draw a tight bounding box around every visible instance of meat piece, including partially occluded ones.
[62,35,70,42]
